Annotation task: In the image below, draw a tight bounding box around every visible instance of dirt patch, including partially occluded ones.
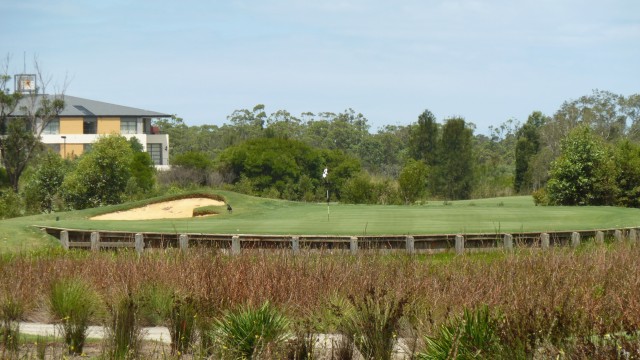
[91,198,225,221]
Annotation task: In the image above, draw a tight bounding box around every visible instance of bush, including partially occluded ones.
[49,278,102,355]
[532,188,548,206]
[340,173,377,204]
[418,305,502,360]
[0,189,24,219]
[214,301,290,359]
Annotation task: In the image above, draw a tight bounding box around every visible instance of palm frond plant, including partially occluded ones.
[214,301,291,359]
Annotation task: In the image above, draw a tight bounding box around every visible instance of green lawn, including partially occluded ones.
[2,190,640,253]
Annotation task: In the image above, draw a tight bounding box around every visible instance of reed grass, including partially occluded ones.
[0,243,639,357]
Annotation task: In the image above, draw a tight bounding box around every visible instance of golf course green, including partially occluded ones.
[2,190,640,253]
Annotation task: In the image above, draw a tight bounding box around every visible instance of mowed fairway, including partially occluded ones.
[19,191,640,237]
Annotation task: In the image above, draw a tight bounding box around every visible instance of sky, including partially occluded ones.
[1,0,638,134]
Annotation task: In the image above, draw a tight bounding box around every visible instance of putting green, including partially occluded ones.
[30,192,640,236]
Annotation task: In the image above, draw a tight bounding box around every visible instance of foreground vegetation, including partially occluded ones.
[1,243,639,358]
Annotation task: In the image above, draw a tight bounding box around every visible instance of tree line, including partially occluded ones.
[1,85,640,218]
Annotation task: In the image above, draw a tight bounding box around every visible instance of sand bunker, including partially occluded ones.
[91,198,225,220]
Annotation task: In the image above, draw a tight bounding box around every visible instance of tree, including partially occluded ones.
[514,112,546,193]
[613,140,640,207]
[0,56,65,191]
[128,140,155,192]
[217,137,324,199]
[437,118,474,200]
[398,159,429,204]
[408,109,439,166]
[23,151,67,213]
[60,135,133,209]
[546,126,617,206]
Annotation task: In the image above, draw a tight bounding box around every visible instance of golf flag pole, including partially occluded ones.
[323,168,329,221]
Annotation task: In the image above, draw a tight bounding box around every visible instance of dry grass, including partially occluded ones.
[1,244,640,357]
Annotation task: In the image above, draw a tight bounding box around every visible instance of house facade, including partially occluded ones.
[15,95,171,169]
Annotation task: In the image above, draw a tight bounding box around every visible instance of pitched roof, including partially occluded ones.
[14,95,171,118]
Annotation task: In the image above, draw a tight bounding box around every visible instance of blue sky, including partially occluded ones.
[1,0,638,133]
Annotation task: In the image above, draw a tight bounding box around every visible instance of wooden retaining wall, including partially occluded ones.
[38,226,640,255]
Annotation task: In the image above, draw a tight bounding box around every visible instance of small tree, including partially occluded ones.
[546,126,617,205]
[61,135,133,209]
[398,159,428,204]
[23,151,67,213]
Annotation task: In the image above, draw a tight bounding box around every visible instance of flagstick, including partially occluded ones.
[327,190,330,221]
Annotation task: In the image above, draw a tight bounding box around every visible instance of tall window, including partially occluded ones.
[120,118,137,134]
[147,143,162,165]
[43,119,59,134]
[83,117,97,134]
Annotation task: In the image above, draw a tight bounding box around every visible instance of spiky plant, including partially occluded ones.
[215,301,291,359]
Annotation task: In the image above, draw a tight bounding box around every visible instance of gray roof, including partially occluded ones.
[14,95,171,118]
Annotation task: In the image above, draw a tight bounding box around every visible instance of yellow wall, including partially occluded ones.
[98,117,120,134]
[59,117,83,134]
[64,144,84,159]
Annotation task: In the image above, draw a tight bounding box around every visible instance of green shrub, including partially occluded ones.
[418,305,502,360]
[532,188,548,206]
[214,301,290,359]
[0,189,24,219]
[49,278,102,355]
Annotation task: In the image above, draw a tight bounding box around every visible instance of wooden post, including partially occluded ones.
[90,232,100,252]
[350,236,358,255]
[629,229,638,243]
[615,229,623,242]
[60,230,69,250]
[540,233,550,249]
[455,235,464,255]
[135,233,144,255]
[595,231,605,245]
[503,234,513,251]
[291,236,300,254]
[571,232,580,248]
[405,236,415,255]
[179,234,189,252]
[231,235,241,255]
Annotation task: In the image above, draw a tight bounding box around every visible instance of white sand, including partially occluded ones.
[90,198,225,220]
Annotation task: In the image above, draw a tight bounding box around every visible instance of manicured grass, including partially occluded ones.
[2,190,640,252]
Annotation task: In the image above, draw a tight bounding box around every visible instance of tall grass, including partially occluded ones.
[0,243,639,357]
[104,291,143,359]
[49,277,102,355]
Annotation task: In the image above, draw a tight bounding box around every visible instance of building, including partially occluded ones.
[14,94,171,169]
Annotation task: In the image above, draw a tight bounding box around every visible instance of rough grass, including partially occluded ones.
[2,190,640,253]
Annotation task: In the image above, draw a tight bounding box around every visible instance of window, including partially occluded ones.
[120,118,137,134]
[147,143,162,165]
[43,119,59,135]
[83,143,93,153]
[83,117,97,134]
